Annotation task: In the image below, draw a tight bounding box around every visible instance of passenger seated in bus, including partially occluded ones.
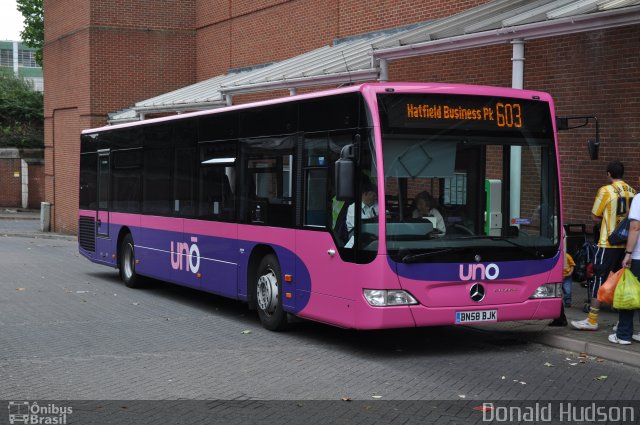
[412,191,446,235]
[344,181,378,248]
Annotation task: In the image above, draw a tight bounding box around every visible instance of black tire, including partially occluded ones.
[255,254,289,331]
[119,233,142,288]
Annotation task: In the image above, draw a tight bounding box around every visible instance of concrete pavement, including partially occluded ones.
[1,208,639,369]
[470,297,640,368]
[0,208,75,240]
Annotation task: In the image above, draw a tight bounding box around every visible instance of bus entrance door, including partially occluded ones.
[96,150,110,238]
[94,149,114,264]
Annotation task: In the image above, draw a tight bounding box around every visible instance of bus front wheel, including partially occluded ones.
[255,254,288,331]
[119,233,141,288]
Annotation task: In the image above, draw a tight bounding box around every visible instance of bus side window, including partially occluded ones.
[143,148,172,216]
[198,166,236,221]
[174,147,197,217]
[198,141,237,222]
[242,136,296,228]
[305,168,327,226]
[303,133,329,228]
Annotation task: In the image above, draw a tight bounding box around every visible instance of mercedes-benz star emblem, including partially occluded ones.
[470,283,485,302]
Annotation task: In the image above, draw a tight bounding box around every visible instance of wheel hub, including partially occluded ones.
[257,269,278,313]
[123,243,134,279]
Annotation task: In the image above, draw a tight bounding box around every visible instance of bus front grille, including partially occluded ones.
[79,216,96,252]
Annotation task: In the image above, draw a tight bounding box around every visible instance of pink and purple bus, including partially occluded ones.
[78,82,562,331]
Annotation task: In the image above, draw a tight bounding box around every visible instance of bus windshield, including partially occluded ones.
[378,93,560,263]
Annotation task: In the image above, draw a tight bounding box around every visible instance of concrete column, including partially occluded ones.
[510,39,525,225]
[40,202,50,232]
[13,41,19,77]
[21,159,28,209]
[379,59,389,82]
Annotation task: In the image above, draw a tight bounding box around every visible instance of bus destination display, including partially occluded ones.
[379,93,551,134]
[406,102,522,128]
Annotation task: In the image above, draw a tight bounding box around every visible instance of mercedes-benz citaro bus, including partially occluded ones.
[78,83,562,331]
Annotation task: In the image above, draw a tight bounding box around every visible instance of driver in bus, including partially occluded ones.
[412,191,446,236]
[345,180,378,248]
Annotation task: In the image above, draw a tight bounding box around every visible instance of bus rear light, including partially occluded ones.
[529,283,562,299]
[285,292,292,299]
[284,274,292,282]
[196,273,202,279]
[363,289,418,307]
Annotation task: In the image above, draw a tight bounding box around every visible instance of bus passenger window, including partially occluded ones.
[305,168,327,226]
[242,136,296,228]
[199,142,237,221]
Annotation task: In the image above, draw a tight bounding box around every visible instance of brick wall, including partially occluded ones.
[195,0,491,81]
[28,163,44,209]
[0,159,22,208]
[386,27,640,232]
[337,0,488,37]
[0,160,46,209]
[527,28,640,228]
[46,0,640,235]
[44,0,196,233]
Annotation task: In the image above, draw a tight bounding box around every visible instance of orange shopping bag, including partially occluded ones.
[597,268,624,305]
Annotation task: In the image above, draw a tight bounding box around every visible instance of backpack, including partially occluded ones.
[572,242,596,283]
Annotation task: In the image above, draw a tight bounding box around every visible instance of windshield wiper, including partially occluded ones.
[455,236,544,259]
[401,248,462,264]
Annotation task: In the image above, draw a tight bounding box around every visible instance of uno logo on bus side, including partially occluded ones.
[170,236,201,274]
[459,263,500,281]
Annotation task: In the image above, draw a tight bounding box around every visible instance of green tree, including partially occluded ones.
[17,0,44,66]
[0,72,44,148]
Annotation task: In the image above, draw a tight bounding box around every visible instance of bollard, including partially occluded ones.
[40,202,51,232]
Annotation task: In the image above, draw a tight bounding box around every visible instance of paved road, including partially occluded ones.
[1,236,639,422]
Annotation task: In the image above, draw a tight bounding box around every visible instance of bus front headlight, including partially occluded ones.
[529,283,562,299]
[363,289,418,306]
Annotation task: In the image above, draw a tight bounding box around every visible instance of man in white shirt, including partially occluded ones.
[345,182,378,248]
[610,193,640,344]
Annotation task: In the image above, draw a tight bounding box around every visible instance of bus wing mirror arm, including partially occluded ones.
[555,115,599,160]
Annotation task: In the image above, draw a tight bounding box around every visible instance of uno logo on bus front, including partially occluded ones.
[459,263,500,281]
[171,237,201,274]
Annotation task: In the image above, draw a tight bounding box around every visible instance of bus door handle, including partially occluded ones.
[327,249,336,257]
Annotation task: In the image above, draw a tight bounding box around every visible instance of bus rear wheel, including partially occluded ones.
[255,254,288,331]
[119,233,142,288]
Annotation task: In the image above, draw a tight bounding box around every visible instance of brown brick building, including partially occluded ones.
[0,149,44,209]
[44,0,640,234]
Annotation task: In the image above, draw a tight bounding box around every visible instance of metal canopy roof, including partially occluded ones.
[373,0,640,59]
[108,0,640,123]
[125,34,387,116]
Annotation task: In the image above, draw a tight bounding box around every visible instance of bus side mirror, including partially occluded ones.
[587,139,599,160]
[556,117,569,131]
[556,115,599,161]
[335,144,355,201]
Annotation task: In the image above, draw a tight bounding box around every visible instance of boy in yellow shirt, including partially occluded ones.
[551,228,577,326]
[563,253,575,307]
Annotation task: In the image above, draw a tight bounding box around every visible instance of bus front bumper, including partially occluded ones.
[352,298,561,330]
